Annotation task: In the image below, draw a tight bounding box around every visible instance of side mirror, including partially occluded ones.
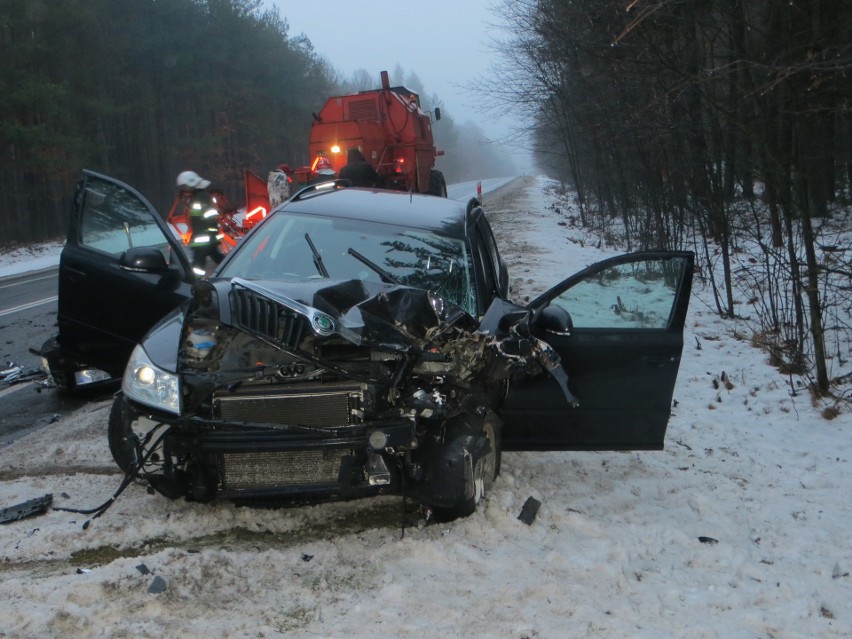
[433,107,441,122]
[119,246,170,273]
[536,305,573,336]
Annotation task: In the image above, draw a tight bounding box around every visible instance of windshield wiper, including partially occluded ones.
[305,233,329,278]
[347,247,402,285]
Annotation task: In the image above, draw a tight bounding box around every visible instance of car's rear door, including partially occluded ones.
[500,251,694,451]
[57,170,194,377]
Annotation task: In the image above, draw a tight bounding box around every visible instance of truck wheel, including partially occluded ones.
[429,170,448,197]
[432,413,502,522]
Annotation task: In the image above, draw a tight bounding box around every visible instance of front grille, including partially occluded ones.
[230,288,306,347]
[347,97,379,121]
[216,383,362,427]
[221,449,345,492]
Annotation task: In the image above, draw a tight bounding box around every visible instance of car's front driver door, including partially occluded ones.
[57,170,194,378]
[500,251,694,451]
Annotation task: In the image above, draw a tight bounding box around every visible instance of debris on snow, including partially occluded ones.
[147,576,167,594]
[517,496,541,525]
[0,493,52,524]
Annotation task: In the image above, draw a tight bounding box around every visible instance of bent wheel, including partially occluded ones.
[432,414,502,522]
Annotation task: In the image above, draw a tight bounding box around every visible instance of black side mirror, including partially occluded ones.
[119,246,170,273]
[537,305,573,336]
[433,107,441,122]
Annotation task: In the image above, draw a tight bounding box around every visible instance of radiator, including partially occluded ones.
[215,383,361,427]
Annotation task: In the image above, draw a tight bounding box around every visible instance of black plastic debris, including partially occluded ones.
[136,564,151,575]
[698,536,719,545]
[517,496,541,525]
[0,494,53,525]
[301,553,314,563]
[148,576,167,594]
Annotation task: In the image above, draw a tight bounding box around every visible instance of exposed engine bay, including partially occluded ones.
[111,277,573,519]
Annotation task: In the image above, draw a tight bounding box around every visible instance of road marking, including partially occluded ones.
[0,274,56,290]
[0,296,58,318]
[0,381,34,398]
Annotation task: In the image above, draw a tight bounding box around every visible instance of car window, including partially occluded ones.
[550,257,688,329]
[220,212,477,314]
[79,176,171,257]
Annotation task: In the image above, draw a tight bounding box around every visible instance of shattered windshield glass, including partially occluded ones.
[219,212,476,314]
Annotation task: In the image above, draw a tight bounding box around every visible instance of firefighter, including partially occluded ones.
[176,170,223,274]
[339,148,379,187]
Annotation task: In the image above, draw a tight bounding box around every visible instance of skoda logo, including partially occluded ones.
[312,314,335,336]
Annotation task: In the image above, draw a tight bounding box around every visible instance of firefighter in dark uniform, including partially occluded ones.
[339,148,379,187]
[176,170,223,274]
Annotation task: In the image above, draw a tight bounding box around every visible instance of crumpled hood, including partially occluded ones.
[189,276,575,405]
[212,276,476,353]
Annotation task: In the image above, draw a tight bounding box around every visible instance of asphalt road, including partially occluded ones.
[0,267,106,445]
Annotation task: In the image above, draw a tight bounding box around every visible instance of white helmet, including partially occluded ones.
[176,170,211,189]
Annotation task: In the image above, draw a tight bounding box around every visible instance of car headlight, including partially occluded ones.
[122,344,181,414]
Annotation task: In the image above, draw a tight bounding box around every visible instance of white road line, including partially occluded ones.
[0,381,34,398]
[0,274,56,290]
[0,296,58,318]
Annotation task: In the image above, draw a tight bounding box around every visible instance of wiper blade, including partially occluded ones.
[305,233,329,278]
[347,247,401,285]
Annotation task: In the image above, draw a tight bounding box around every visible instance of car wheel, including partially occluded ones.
[432,413,501,522]
[108,396,138,474]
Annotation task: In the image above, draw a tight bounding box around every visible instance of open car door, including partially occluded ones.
[52,170,194,386]
[500,251,694,451]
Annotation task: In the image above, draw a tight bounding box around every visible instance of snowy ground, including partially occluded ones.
[0,177,850,638]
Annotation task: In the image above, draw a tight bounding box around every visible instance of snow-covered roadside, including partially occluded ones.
[0,176,850,639]
[0,242,63,279]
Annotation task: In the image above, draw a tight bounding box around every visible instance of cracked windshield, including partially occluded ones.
[219,211,476,314]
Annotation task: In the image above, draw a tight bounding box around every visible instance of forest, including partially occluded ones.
[0,0,513,248]
[3,0,850,397]
[484,0,851,396]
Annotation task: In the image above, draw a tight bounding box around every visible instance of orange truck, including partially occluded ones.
[168,71,446,254]
[296,70,446,195]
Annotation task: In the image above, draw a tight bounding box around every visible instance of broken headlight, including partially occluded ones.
[122,343,181,414]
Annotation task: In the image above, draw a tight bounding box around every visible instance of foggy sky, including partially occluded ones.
[268,0,507,138]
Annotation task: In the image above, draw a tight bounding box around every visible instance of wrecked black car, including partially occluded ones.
[44,170,694,519]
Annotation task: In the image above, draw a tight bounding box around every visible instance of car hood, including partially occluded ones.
[141,276,575,409]
[211,276,477,353]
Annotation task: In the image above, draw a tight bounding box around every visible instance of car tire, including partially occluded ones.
[432,413,502,522]
[108,396,138,474]
[429,170,448,197]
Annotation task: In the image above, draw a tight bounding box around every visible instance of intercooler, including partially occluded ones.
[212,382,363,494]
[221,449,345,492]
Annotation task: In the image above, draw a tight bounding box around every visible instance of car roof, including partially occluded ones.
[279,186,472,238]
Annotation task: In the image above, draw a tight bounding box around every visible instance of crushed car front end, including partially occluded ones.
[110,276,513,516]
